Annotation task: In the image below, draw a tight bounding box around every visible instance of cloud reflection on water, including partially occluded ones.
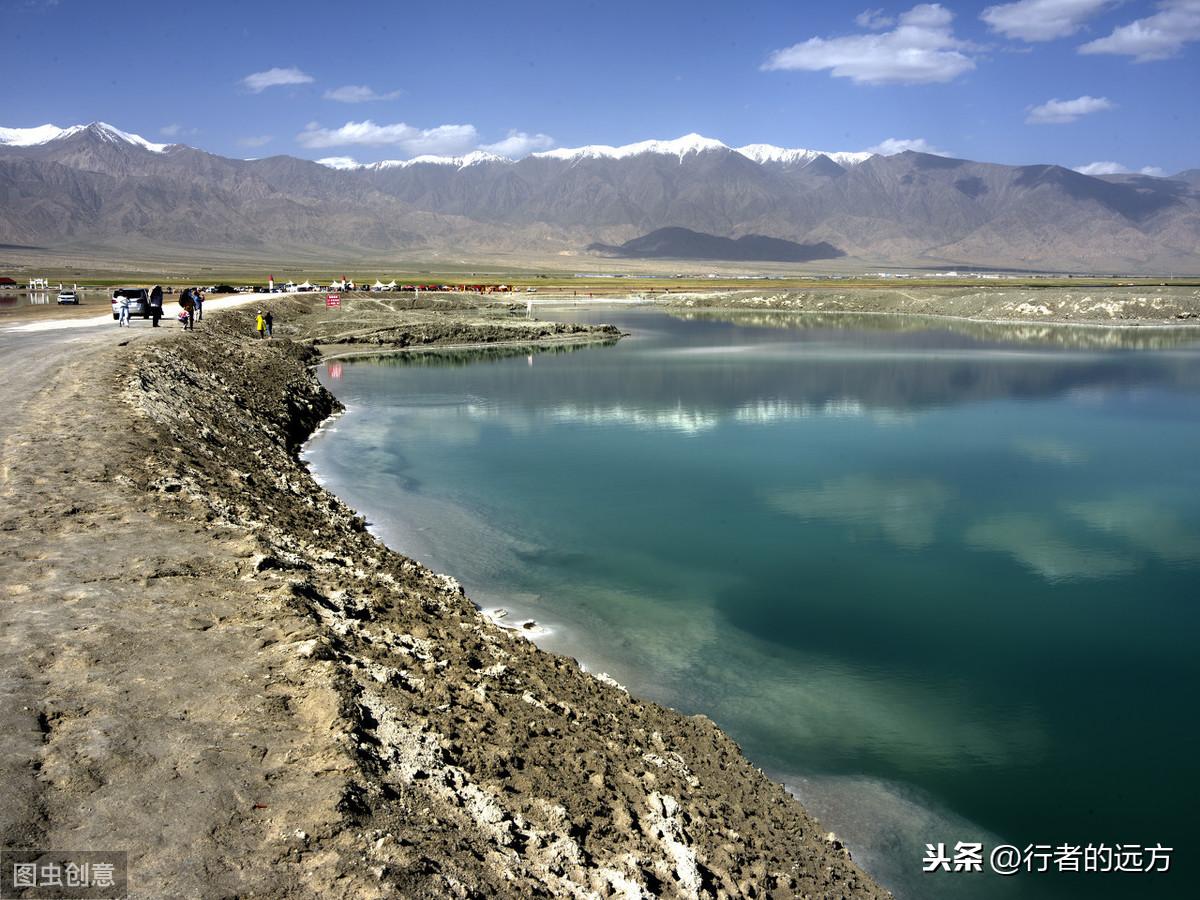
[1066,495,1200,564]
[765,476,953,549]
[965,514,1136,581]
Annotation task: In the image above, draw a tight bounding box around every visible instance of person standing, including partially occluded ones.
[264,310,274,338]
[255,310,266,339]
[193,288,204,321]
[117,292,130,327]
[150,285,163,327]
[180,288,195,331]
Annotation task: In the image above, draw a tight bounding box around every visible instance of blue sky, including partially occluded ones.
[4,0,1198,173]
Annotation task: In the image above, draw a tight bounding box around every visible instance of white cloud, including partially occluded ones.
[1074,161,1125,175]
[297,119,480,155]
[160,123,182,137]
[316,156,362,170]
[480,130,556,157]
[241,67,314,93]
[981,0,1114,41]
[855,8,895,29]
[1025,94,1113,124]
[865,137,951,155]
[1074,161,1167,176]
[1079,0,1200,61]
[323,84,404,103]
[237,135,273,148]
[763,4,976,85]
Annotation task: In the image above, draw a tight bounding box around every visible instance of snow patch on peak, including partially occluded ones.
[366,150,510,170]
[456,150,509,167]
[0,121,169,152]
[89,122,169,153]
[533,133,730,163]
[0,124,69,146]
[737,144,821,166]
[737,143,872,168]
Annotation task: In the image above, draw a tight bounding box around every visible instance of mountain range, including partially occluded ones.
[1,122,1198,272]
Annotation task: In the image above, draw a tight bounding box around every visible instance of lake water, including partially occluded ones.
[304,307,1200,899]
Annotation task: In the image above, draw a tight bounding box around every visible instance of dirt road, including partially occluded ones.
[0,319,365,896]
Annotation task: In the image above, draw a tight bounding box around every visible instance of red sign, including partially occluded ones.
[326,293,341,307]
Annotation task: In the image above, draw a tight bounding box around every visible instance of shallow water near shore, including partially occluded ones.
[305,307,1200,899]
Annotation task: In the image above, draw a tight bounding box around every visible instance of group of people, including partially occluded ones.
[255,309,274,339]
[113,286,277,340]
[177,287,204,330]
[113,285,203,329]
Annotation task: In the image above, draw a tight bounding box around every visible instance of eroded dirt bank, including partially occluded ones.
[1,297,890,898]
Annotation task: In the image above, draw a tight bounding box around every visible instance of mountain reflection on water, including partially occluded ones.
[380,307,1200,423]
[670,307,1200,351]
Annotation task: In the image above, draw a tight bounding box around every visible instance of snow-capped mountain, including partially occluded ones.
[3,122,873,171]
[318,150,511,171]
[532,133,730,162]
[0,121,169,153]
[313,133,877,171]
[736,143,873,168]
[1,120,1197,271]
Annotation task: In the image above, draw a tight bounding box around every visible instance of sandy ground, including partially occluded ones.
[0,296,889,898]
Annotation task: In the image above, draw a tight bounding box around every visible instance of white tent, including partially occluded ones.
[371,280,387,291]
[297,280,315,291]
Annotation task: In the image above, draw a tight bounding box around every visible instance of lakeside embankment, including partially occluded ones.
[659,284,1200,325]
[0,295,890,898]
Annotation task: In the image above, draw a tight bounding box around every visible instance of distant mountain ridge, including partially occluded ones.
[588,227,845,262]
[1,121,1198,271]
[0,125,875,171]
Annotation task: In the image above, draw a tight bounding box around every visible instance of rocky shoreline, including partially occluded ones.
[12,296,888,897]
[662,285,1200,325]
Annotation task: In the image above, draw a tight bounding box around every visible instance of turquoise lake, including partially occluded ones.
[304,307,1200,899]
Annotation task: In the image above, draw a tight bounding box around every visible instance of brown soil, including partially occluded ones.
[0,296,890,898]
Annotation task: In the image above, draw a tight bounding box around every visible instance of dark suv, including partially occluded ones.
[111,288,150,319]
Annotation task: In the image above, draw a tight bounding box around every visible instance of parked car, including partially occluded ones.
[57,290,80,304]
[212,284,239,294]
[111,288,151,319]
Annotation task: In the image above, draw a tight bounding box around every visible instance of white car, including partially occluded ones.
[111,288,151,319]
[57,290,79,304]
